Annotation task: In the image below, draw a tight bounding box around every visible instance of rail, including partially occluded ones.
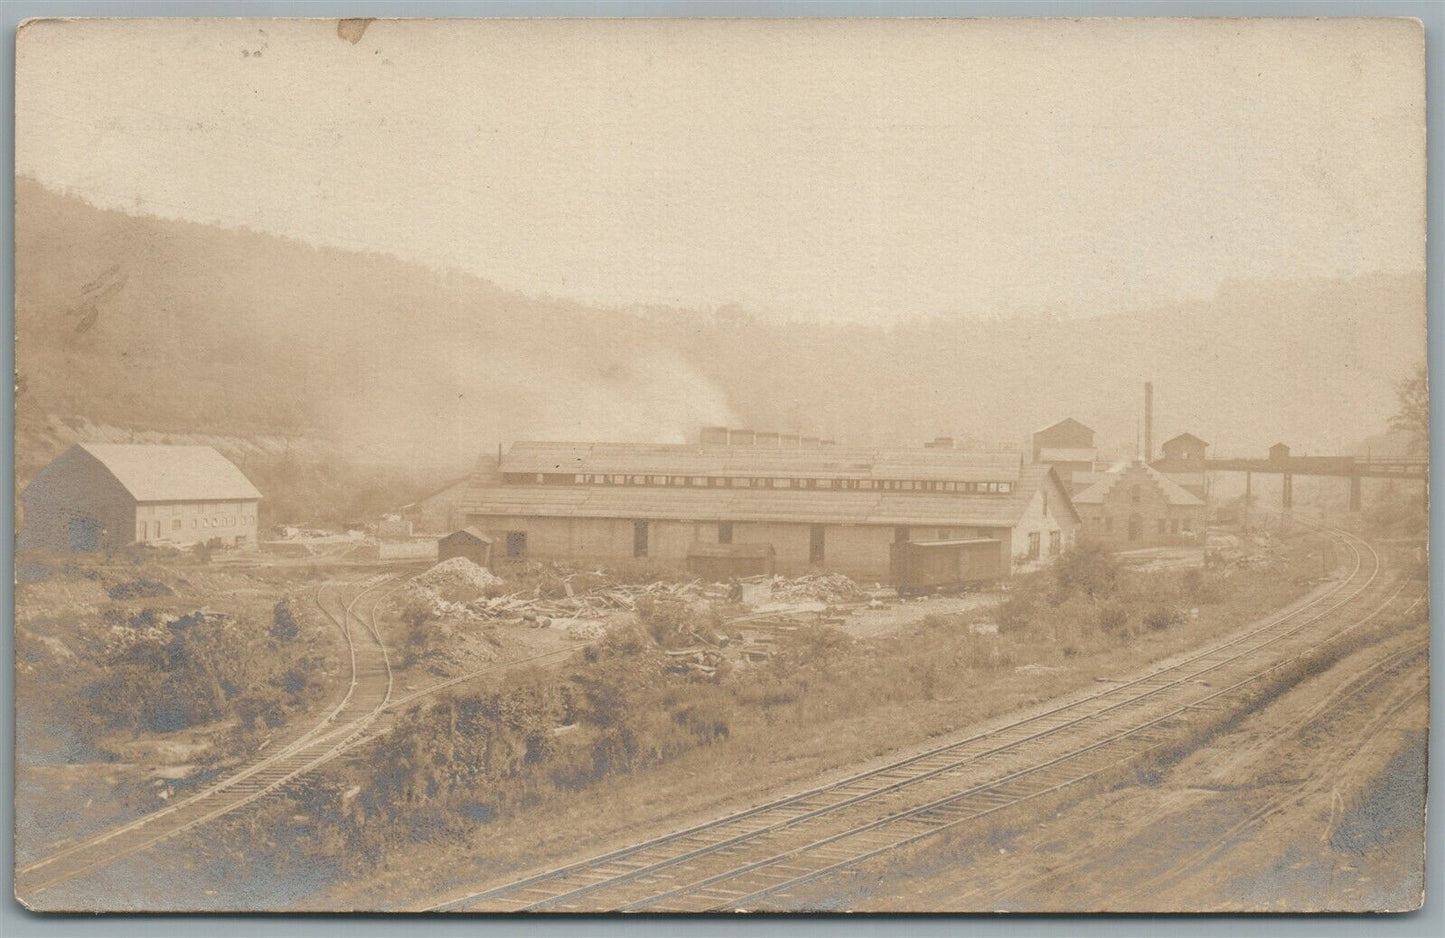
[427,527,1413,912]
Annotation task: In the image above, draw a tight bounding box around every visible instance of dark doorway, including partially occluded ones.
[505,531,527,557]
[717,521,733,544]
[69,517,99,551]
[633,520,649,558]
[810,524,826,564]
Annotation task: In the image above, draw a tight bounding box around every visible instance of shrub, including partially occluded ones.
[1142,605,1181,631]
[994,592,1038,633]
[106,577,173,600]
[1050,541,1120,602]
[271,599,301,640]
[1095,601,1130,634]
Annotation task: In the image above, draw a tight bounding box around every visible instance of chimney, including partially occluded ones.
[1144,382,1154,462]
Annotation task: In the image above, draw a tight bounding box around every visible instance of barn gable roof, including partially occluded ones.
[76,444,262,503]
[1071,461,1204,507]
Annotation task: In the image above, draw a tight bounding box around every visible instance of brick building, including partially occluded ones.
[1071,461,1206,547]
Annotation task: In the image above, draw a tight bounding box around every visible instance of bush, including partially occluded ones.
[271,599,301,640]
[1050,541,1120,602]
[1142,605,1181,631]
[994,591,1039,633]
[106,577,174,600]
[1095,601,1130,634]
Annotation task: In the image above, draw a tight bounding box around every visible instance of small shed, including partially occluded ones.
[438,526,493,568]
[686,542,776,580]
[1269,442,1291,461]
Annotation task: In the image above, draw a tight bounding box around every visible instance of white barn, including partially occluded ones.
[20,444,263,552]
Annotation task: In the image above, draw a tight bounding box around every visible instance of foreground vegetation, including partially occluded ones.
[180,533,1329,899]
[14,555,346,858]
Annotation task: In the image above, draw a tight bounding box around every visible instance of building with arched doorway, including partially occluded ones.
[1071,461,1206,547]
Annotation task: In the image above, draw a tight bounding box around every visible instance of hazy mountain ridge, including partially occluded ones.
[17,177,1423,472]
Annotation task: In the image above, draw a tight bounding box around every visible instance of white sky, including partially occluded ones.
[16,17,1425,321]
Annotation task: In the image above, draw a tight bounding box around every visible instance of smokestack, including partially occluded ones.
[1144,381,1154,462]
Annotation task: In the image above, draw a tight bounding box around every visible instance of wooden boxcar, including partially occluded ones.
[890,537,1002,594]
[685,542,777,581]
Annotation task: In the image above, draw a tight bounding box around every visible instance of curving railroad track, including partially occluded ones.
[427,526,1418,912]
[16,573,400,900]
[18,569,585,904]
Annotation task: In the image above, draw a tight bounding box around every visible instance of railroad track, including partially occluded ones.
[1124,626,1429,904]
[16,574,400,900]
[428,526,1409,912]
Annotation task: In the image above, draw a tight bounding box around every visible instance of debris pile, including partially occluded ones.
[766,573,868,604]
[663,646,726,678]
[564,619,608,641]
[410,557,505,606]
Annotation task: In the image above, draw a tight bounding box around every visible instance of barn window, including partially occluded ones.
[505,532,527,557]
[718,522,733,544]
[173,519,182,531]
[773,478,792,488]
[1028,532,1041,559]
[731,477,751,488]
[692,477,708,486]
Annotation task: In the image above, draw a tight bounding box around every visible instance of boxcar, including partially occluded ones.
[890,537,1002,594]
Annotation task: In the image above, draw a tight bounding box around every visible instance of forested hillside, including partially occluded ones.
[18,176,1423,492]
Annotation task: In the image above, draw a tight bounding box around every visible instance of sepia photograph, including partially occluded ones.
[10,15,1429,914]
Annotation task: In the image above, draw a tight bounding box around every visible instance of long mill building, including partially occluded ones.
[452,430,1081,582]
